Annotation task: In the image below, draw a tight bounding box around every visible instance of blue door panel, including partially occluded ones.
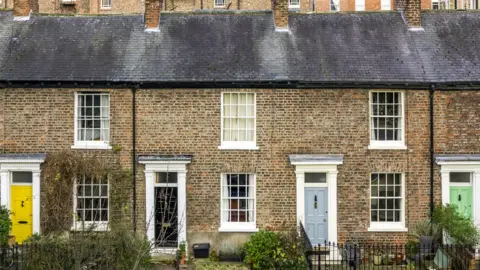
[305,187,328,245]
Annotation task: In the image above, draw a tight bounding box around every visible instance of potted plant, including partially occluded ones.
[373,250,383,265]
[178,241,187,265]
[218,242,243,262]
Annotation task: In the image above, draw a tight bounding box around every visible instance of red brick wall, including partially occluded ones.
[1,88,478,244]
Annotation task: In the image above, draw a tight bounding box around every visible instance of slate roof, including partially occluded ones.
[0,10,479,86]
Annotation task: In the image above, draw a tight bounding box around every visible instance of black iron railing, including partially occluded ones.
[303,242,476,270]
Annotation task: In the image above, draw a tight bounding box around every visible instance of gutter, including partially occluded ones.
[429,84,435,221]
[2,80,480,90]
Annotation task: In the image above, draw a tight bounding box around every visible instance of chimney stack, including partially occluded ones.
[14,0,31,18]
[271,0,289,31]
[397,0,422,29]
[145,0,163,30]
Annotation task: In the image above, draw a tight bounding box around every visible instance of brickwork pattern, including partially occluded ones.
[1,89,478,243]
[37,0,142,15]
[14,0,29,16]
[272,0,288,28]
[133,89,435,243]
[145,0,162,28]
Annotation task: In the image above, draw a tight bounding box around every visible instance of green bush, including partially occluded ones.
[409,220,442,244]
[432,204,480,245]
[0,205,11,246]
[243,230,308,270]
[22,229,152,270]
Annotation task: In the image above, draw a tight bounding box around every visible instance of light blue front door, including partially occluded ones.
[305,187,328,245]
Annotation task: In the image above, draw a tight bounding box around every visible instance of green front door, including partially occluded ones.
[450,186,473,219]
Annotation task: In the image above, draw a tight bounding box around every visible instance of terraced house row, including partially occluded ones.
[0,0,479,254]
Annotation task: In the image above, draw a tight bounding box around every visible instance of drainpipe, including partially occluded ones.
[429,84,435,222]
[132,87,137,232]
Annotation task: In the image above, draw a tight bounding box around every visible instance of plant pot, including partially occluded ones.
[180,254,186,265]
[373,255,382,265]
[8,236,15,247]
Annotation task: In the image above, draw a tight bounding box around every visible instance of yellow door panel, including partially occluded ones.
[10,186,33,244]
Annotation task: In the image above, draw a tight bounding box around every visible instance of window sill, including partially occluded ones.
[71,222,109,231]
[219,224,258,233]
[368,142,407,150]
[368,224,408,232]
[71,143,112,150]
[218,144,259,150]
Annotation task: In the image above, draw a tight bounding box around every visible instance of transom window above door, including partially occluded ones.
[73,93,111,149]
[220,93,257,150]
[369,91,406,150]
[369,173,407,232]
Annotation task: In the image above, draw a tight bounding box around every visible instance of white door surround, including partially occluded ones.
[139,156,191,252]
[289,154,343,244]
[435,155,480,228]
[0,154,46,236]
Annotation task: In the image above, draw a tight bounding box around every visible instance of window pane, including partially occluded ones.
[450,172,471,183]
[371,173,403,223]
[222,93,255,143]
[305,173,327,183]
[12,172,32,183]
[156,172,178,184]
[76,93,110,143]
[222,174,255,224]
[76,175,109,223]
[370,92,402,142]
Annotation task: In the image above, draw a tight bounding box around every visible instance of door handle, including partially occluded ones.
[458,194,462,201]
[18,221,28,224]
[314,195,317,209]
[324,219,327,222]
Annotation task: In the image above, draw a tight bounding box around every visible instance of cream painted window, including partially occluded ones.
[101,0,111,9]
[73,93,111,149]
[355,0,365,10]
[74,175,109,230]
[289,0,300,8]
[330,0,340,10]
[369,91,406,149]
[369,173,406,231]
[381,0,391,10]
[220,174,257,231]
[220,93,257,149]
[214,0,225,7]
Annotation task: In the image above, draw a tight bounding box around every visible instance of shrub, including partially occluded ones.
[22,229,152,270]
[432,204,480,245]
[243,229,308,270]
[409,220,442,244]
[0,206,11,246]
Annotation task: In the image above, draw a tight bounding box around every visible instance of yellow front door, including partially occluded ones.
[10,186,33,244]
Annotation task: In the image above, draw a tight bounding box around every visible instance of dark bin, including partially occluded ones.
[192,243,210,258]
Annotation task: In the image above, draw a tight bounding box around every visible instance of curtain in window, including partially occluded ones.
[247,175,254,222]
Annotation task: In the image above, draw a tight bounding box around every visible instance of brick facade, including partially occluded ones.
[0,88,478,249]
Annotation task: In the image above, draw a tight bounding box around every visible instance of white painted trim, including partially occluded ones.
[139,160,190,249]
[73,92,111,150]
[145,27,160,33]
[437,161,480,229]
[13,15,30,21]
[368,91,406,150]
[219,174,258,232]
[408,27,425,32]
[220,92,257,150]
[293,162,341,244]
[368,173,407,232]
[0,161,44,236]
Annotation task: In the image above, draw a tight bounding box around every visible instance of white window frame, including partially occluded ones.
[368,173,407,232]
[72,92,112,150]
[381,0,391,10]
[330,0,340,11]
[100,0,111,9]
[219,173,258,232]
[355,0,365,10]
[219,92,258,150]
[289,0,300,8]
[368,91,407,150]
[214,0,225,7]
[72,175,109,231]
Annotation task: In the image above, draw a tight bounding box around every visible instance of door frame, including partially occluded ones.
[436,160,480,227]
[290,155,343,244]
[139,157,191,253]
[0,155,45,237]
